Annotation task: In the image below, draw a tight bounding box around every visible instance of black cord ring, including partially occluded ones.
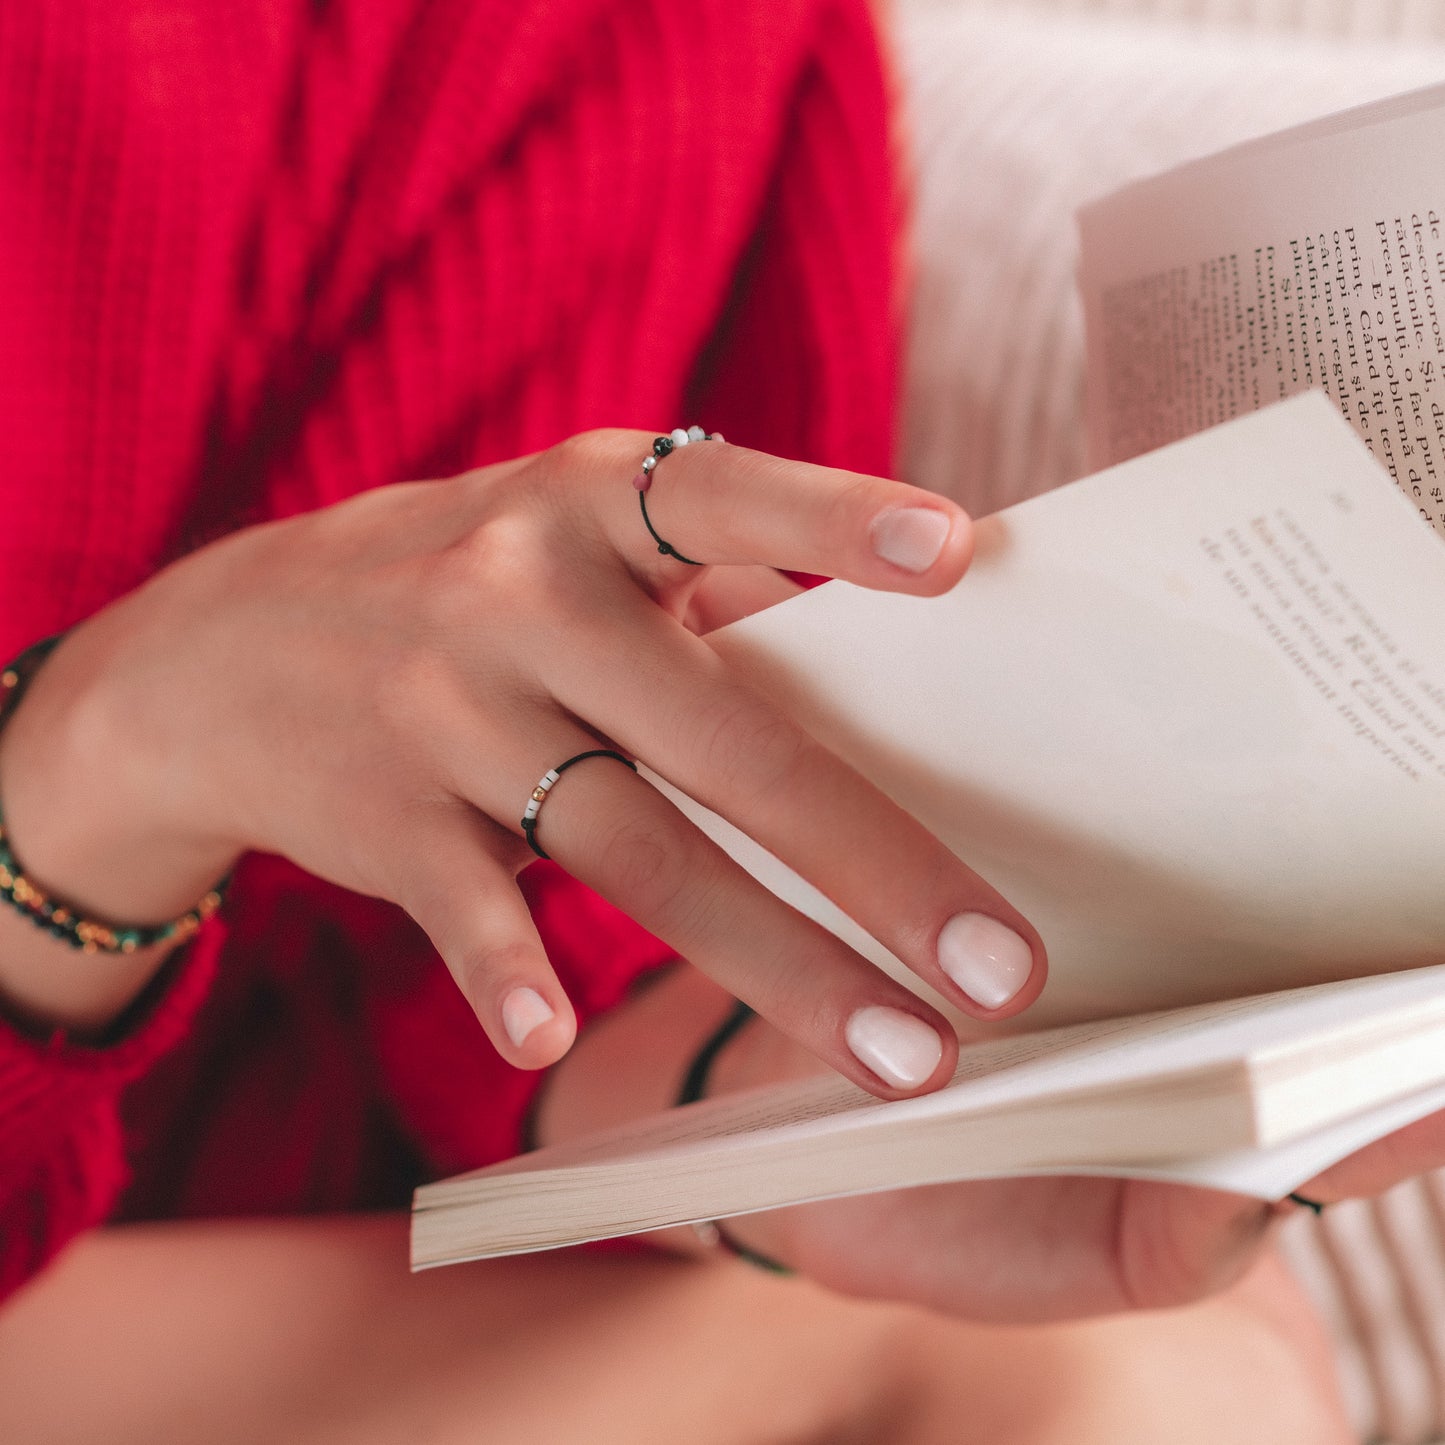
[520,748,638,861]
[632,427,720,567]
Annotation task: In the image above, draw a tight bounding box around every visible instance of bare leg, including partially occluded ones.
[0,1216,1350,1445]
[891,1250,1352,1445]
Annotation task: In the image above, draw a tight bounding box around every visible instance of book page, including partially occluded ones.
[1116,1076,1445,1199]
[654,397,1445,1030]
[1079,85,1445,531]
[412,964,1445,1264]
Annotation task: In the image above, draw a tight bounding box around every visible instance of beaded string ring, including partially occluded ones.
[633,426,721,566]
[0,633,231,954]
[521,748,639,861]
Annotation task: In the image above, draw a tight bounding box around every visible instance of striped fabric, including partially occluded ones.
[904,0,1445,43]
[891,5,1445,1440]
[1280,1180,1445,1445]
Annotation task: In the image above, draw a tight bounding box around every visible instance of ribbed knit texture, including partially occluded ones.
[0,0,902,1302]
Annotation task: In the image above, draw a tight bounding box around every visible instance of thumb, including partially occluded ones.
[1117,1183,1278,1311]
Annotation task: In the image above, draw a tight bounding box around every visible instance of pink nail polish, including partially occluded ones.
[502,986,555,1048]
[844,1006,944,1089]
[870,509,951,574]
[938,913,1033,1010]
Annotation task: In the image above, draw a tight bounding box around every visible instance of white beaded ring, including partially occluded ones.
[633,426,722,565]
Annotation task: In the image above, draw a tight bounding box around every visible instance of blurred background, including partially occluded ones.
[892,0,1445,509]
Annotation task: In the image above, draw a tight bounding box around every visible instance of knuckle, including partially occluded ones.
[542,430,596,482]
[719,444,771,493]
[586,797,739,942]
[661,850,736,949]
[422,513,558,627]
[453,939,539,1004]
[698,698,813,804]
[586,801,725,938]
[546,427,635,483]
[597,805,690,914]
[824,473,884,546]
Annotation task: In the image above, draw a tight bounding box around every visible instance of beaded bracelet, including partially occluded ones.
[0,634,231,954]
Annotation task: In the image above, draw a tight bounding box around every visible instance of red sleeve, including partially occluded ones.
[370,0,907,1185]
[0,925,221,1301]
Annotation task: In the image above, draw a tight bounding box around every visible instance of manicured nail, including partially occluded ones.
[938,912,1033,1010]
[870,508,951,574]
[844,1006,944,1089]
[502,986,555,1048]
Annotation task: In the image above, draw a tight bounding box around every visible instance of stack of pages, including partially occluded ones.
[415,86,1445,1270]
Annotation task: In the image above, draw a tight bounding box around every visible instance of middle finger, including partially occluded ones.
[550,588,1047,1023]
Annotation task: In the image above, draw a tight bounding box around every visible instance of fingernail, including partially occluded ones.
[938,912,1033,1010]
[502,986,555,1048]
[844,1006,944,1089]
[870,508,951,574]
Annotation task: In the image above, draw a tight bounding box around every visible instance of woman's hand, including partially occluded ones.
[711,1002,1445,1326]
[766,1133,1445,1326]
[0,431,1045,1087]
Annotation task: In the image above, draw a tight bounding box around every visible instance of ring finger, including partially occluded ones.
[470,729,960,1098]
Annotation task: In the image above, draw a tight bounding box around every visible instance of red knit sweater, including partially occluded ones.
[0,0,901,1301]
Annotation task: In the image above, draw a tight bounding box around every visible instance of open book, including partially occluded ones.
[413,89,1445,1270]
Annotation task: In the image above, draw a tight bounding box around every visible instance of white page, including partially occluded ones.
[422,964,1445,1199]
[411,965,1445,1264]
[1118,1077,1445,1198]
[654,396,1445,1030]
[1197,82,1445,163]
[1079,84,1445,529]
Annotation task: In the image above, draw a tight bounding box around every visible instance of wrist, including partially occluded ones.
[0,629,236,1035]
[0,628,238,923]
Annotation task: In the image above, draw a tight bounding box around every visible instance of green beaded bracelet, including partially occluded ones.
[0,633,231,954]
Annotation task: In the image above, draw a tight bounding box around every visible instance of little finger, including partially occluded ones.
[386,801,578,1069]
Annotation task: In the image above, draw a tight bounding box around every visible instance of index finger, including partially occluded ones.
[584,430,974,594]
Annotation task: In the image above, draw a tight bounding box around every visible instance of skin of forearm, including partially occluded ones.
[531,963,737,1142]
[0,632,237,1036]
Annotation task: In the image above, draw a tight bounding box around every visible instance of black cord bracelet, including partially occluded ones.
[676,999,793,1276]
